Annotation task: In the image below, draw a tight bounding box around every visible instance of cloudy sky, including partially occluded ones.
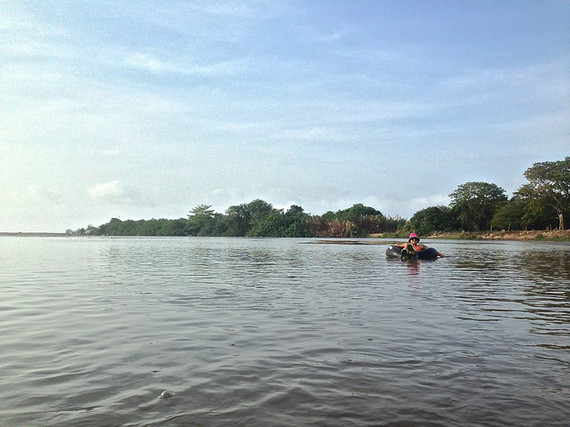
[2,1,569,232]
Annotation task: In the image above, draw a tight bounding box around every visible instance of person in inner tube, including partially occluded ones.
[395,233,446,257]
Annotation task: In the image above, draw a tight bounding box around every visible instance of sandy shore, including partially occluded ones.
[370,230,569,241]
[428,230,569,241]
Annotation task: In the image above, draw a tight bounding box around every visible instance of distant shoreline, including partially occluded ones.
[0,232,72,237]
[371,230,569,241]
[2,230,568,241]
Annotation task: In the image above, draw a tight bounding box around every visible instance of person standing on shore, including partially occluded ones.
[395,233,446,257]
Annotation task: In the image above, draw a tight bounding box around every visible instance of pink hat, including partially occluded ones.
[408,232,419,242]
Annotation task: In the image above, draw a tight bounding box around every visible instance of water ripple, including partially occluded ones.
[0,237,568,426]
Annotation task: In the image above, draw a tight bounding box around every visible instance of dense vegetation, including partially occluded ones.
[80,202,406,238]
[78,157,569,237]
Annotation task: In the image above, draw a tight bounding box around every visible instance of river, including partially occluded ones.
[0,236,568,426]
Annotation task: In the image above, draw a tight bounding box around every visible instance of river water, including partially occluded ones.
[0,236,568,426]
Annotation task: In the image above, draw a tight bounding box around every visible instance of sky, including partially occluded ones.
[1,0,569,232]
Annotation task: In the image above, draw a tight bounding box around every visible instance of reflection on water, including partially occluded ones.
[0,237,568,426]
[449,242,569,332]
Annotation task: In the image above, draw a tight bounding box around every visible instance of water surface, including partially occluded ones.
[0,237,568,426]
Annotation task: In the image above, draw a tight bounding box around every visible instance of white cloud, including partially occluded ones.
[88,180,126,201]
[1,2,568,232]
[124,52,240,76]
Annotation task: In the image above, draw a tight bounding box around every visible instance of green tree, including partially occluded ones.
[335,204,382,221]
[520,201,558,230]
[449,182,508,231]
[328,204,385,237]
[247,199,274,225]
[223,199,274,236]
[162,218,189,236]
[321,210,336,221]
[97,217,122,235]
[222,204,249,236]
[141,219,166,236]
[283,205,311,237]
[249,209,286,237]
[515,157,570,230]
[410,206,458,235]
[246,202,310,237]
[188,204,216,235]
[490,198,525,231]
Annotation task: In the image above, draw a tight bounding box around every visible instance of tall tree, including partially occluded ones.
[223,203,251,236]
[188,204,216,235]
[283,205,311,237]
[515,157,570,230]
[449,182,507,231]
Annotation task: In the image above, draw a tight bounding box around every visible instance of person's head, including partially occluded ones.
[408,232,420,243]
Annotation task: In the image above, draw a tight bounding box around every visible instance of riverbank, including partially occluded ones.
[429,230,569,241]
[370,230,570,241]
[0,232,71,237]
[2,230,569,241]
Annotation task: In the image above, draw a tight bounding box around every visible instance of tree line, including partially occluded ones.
[82,202,406,238]
[79,157,568,237]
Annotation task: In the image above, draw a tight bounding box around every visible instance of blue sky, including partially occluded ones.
[2,1,569,232]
